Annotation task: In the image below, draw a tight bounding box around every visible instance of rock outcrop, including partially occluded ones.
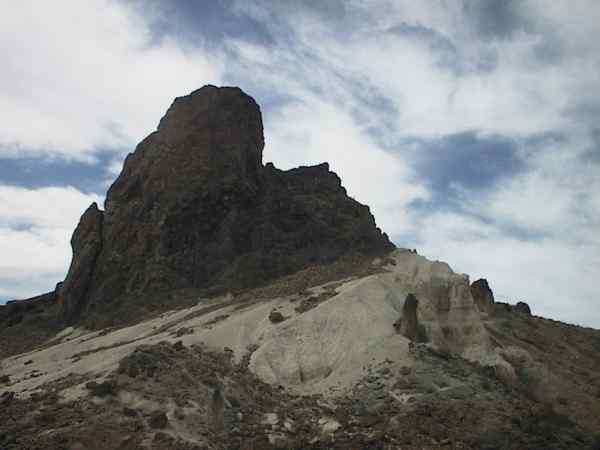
[470,278,495,315]
[394,293,421,341]
[57,86,393,324]
[58,203,103,321]
[515,301,532,315]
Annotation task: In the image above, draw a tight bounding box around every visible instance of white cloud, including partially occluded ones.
[0,0,223,160]
[0,185,101,299]
[236,0,599,141]
[264,96,428,236]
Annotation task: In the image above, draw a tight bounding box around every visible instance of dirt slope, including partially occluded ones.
[2,249,600,449]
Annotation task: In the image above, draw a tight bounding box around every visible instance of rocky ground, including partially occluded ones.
[1,339,597,450]
[2,251,600,449]
[0,252,383,360]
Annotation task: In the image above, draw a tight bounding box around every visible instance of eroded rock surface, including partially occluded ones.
[470,278,495,315]
[57,85,393,324]
[515,301,532,315]
[394,294,422,341]
[58,202,104,322]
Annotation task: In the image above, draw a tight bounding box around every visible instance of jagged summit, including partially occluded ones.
[57,86,394,323]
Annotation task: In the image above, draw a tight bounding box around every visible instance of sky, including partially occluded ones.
[1,1,599,328]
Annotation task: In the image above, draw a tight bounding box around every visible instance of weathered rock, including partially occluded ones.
[394,294,422,341]
[0,391,14,406]
[56,85,393,324]
[85,380,117,397]
[149,411,168,429]
[268,310,285,324]
[515,301,532,315]
[0,290,57,329]
[470,279,495,315]
[57,202,104,322]
[118,347,164,378]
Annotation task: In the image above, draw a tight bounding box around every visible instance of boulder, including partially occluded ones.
[85,379,117,397]
[269,310,285,324]
[149,411,168,429]
[515,302,532,315]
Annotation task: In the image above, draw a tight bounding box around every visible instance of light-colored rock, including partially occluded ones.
[0,249,508,401]
[318,417,341,434]
[261,412,279,426]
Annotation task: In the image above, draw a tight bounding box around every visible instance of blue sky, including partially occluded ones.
[1,1,599,328]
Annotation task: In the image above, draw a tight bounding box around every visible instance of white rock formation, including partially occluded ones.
[0,249,507,400]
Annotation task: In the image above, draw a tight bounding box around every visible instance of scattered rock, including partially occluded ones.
[0,391,15,406]
[0,374,10,384]
[118,347,163,378]
[85,379,117,397]
[173,326,194,337]
[294,291,337,314]
[394,294,427,342]
[173,340,185,351]
[148,411,168,429]
[515,302,532,315]
[268,310,285,324]
[24,359,33,365]
[318,417,341,434]
[204,314,230,327]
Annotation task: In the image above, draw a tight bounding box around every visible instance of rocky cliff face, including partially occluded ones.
[57,86,393,323]
[470,278,495,315]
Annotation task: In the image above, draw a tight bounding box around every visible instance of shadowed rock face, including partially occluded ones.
[58,203,103,320]
[58,85,393,323]
[470,278,495,315]
[394,294,420,341]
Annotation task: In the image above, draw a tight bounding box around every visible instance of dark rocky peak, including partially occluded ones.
[106,85,264,214]
[55,86,393,325]
[470,278,495,315]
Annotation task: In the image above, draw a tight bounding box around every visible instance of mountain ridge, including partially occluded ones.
[1,86,599,450]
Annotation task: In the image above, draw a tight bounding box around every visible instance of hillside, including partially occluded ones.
[1,87,599,450]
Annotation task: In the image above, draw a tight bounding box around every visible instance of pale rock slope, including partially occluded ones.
[0,249,506,400]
